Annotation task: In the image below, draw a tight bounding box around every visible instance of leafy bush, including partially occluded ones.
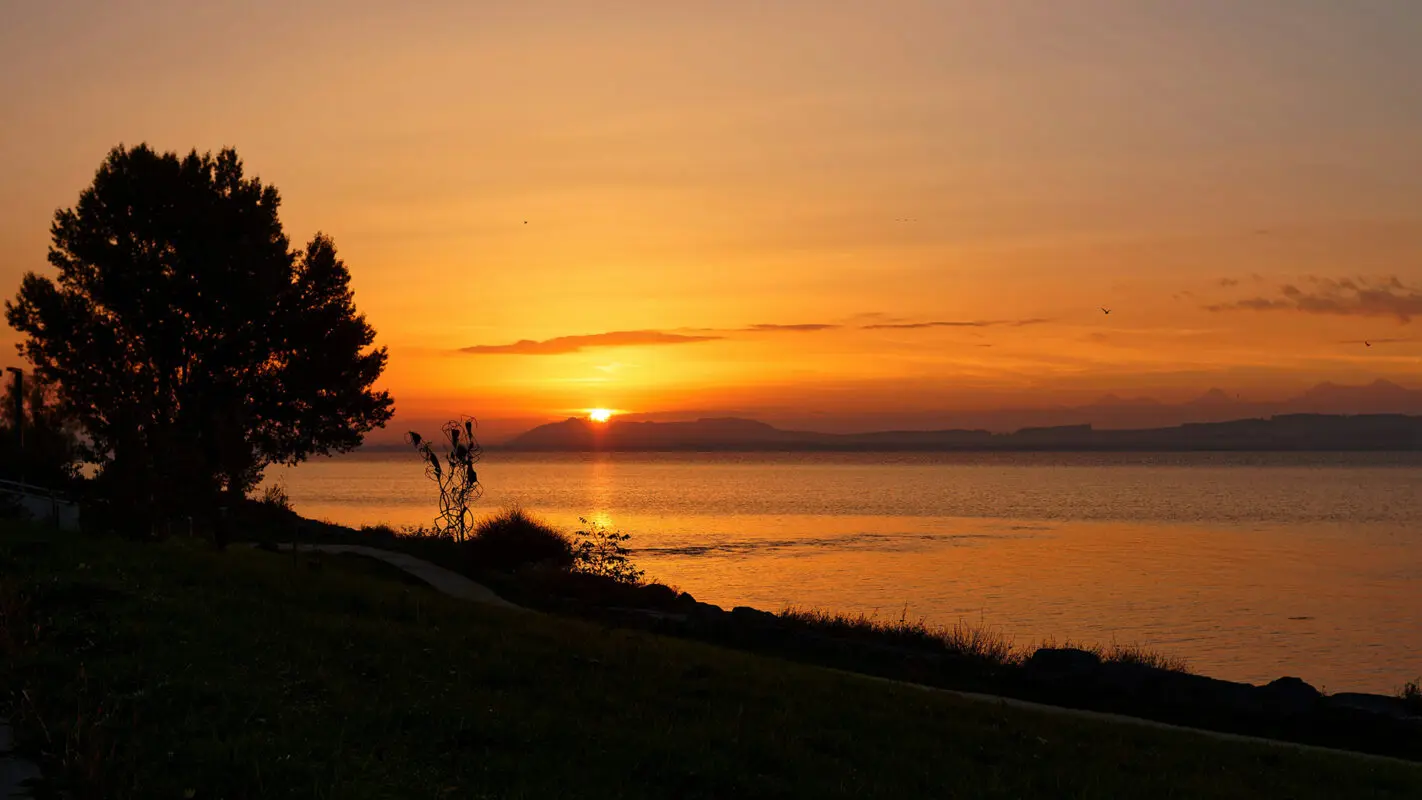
[571,517,644,585]
[357,523,402,540]
[1400,679,1422,714]
[467,508,573,572]
[257,483,292,510]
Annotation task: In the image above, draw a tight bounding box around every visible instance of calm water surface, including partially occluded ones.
[267,451,1422,692]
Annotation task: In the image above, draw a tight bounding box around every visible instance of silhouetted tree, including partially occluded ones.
[0,370,82,490]
[5,144,394,538]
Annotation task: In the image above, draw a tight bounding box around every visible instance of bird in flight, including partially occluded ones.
[1365,340,1372,347]
[1100,307,1111,315]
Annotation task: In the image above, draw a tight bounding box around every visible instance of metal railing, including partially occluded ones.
[0,478,80,530]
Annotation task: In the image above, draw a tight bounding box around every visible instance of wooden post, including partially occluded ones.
[6,368,23,489]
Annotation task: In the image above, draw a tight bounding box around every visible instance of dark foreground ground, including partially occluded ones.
[2,524,1420,799]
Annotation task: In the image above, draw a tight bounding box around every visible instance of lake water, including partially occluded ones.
[267,451,1422,693]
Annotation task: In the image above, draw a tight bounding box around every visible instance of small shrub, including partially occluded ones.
[1045,638,1192,674]
[399,524,448,540]
[257,483,292,510]
[571,517,644,585]
[1095,642,1191,674]
[0,578,36,655]
[467,508,573,572]
[1400,679,1422,714]
[0,493,26,520]
[357,523,402,542]
[777,608,1022,667]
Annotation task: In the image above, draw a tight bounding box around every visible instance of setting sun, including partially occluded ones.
[588,408,614,423]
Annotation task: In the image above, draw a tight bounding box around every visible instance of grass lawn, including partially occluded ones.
[2,524,1419,799]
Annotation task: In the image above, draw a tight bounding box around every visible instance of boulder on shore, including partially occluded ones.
[1259,676,1322,716]
[1326,692,1421,721]
[1025,648,1102,679]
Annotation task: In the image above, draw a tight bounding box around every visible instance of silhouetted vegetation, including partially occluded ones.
[1402,679,1422,714]
[772,609,1191,678]
[256,482,293,511]
[6,523,1418,799]
[778,607,1023,667]
[1075,640,1194,674]
[5,144,393,542]
[465,507,574,572]
[572,516,644,584]
[0,370,81,491]
[406,417,483,541]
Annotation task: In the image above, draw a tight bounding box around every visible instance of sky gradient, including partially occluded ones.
[3,1,1421,437]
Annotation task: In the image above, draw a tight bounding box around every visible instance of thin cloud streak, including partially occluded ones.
[740,323,842,332]
[1207,276,1422,322]
[461,315,1056,356]
[459,330,722,355]
[862,318,1052,330]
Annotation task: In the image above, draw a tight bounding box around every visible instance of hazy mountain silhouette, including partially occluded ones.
[1286,379,1422,414]
[1187,388,1235,406]
[890,380,1422,433]
[503,411,1422,452]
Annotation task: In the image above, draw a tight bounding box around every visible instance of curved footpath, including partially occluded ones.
[261,543,525,610]
[274,543,1417,769]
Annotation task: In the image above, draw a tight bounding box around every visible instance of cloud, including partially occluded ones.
[1205,277,1422,323]
[740,323,841,332]
[1217,278,1240,288]
[460,330,722,355]
[862,318,1052,330]
[1206,276,1422,322]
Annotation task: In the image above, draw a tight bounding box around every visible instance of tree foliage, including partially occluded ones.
[0,371,82,490]
[5,144,394,519]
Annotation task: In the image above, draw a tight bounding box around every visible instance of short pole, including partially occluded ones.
[5,367,23,486]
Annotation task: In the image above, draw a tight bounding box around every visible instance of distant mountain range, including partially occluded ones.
[816,379,1422,434]
[503,413,1422,452]
[497,381,1422,452]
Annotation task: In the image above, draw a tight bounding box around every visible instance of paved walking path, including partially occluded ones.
[268,543,525,610]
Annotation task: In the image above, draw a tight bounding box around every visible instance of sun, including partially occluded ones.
[588,408,614,423]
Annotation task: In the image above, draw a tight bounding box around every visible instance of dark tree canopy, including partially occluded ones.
[0,371,82,490]
[5,144,394,513]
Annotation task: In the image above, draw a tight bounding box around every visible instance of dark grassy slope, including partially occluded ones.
[2,527,1419,799]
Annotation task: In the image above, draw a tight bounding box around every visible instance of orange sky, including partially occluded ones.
[3,1,1421,436]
